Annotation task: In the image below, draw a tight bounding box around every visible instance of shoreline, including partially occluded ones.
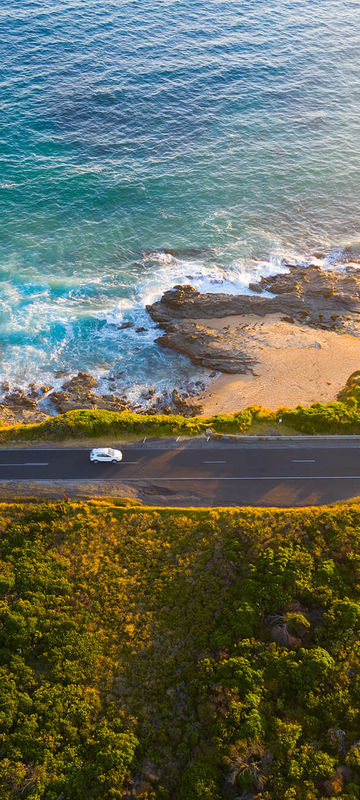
[3,260,360,425]
[146,262,360,414]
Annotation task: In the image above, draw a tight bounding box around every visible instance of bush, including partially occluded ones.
[176,763,221,800]
[1,501,360,798]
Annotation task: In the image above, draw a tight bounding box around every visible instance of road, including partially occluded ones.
[1,439,360,505]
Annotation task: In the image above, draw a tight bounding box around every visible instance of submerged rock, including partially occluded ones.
[118,321,134,330]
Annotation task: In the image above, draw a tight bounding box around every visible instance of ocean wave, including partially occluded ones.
[139,249,292,305]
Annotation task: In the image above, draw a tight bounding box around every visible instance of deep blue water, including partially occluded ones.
[1,0,360,395]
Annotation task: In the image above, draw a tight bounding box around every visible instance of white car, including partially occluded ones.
[90,447,123,463]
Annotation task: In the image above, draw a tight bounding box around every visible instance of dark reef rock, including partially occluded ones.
[62,371,98,393]
[143,246,212,260]
[49,372,128,414]
[0,386,49,425]
[3,390,37,410]
[148,266,360,326]
[118,321,134,330]
[155,321,255,374]
[48,371,201,417]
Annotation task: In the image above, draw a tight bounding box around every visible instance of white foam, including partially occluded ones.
[323,240,360,272]
[138,249,292,306]
[97,298,135,327]
[0,182,22,189]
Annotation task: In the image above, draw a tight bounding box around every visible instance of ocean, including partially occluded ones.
[1,0,360,397]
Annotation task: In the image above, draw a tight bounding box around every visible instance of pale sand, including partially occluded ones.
[196,313,360,414]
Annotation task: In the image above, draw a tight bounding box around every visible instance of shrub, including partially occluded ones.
[176,763,221,800]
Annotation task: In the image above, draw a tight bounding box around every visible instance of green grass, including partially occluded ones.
[0,406,276,442]
[1,500,360,799]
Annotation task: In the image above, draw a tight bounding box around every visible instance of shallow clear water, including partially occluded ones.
[1,0,360,393]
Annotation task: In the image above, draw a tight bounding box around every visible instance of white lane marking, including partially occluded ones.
[0,462,49,466]
[88,475,360,481]
[292,459,315,463]
[2,475,360,484]
[204,460,227,464]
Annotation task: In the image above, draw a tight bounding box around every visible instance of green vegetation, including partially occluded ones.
[0,406,274,442]
[3,372,360,441]
[1,501,360,798]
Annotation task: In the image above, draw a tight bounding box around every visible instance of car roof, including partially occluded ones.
[91,447,112,455]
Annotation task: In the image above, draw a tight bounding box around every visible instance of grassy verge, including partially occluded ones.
[1,500,360,799]
[0,406,277,443]
[2,371,360,441]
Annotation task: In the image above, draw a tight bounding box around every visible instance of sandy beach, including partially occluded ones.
[197,313,360,414]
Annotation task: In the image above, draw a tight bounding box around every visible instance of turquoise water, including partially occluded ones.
[1,0,360,395]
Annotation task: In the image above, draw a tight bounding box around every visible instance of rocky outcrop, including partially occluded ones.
[48,372,202,416]
[148,265,360,327]
[0,386,50,425]
[155,321,255,373]
[0,371,203,423]
[146,264,360,373]
[144,388,203,416]
[49,372,128,414]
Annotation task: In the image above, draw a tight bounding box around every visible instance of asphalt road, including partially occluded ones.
[1,440,360,505]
